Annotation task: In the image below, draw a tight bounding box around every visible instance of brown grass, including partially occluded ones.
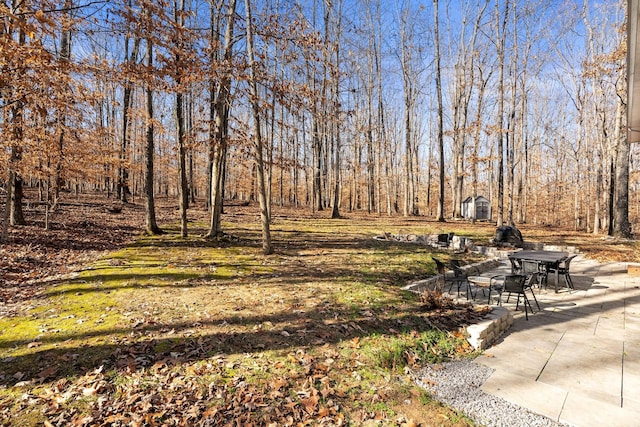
[0,195,637,426]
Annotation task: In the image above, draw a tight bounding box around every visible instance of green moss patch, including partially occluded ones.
[0,216,490,426]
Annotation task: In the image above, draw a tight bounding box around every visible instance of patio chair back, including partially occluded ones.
[502,274,537,320]
[562,254,577,270]
[432,257,447,275]
[508,256,522,274]
[520,260,540,275]
[521,260,545,287]
[503,274,526,293]
[557,254,577,289]
[432,257,469,298]
[448,259,467,278]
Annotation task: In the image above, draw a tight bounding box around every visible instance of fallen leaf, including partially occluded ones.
[270,378,287,391]
[301,393,319,414]
[318,406,330,417]
[38,366,58,380]
[203,406,218,418]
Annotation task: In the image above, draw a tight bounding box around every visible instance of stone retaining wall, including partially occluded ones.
[466,307,512,350]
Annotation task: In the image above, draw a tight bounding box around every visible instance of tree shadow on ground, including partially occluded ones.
[0,296,480,386]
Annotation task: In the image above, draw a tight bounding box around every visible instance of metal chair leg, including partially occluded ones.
[528,288,540,310]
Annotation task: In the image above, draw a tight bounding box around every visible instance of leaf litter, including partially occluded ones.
[1,194,634,426]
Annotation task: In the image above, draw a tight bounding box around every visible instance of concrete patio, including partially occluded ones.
[469,255,640,427]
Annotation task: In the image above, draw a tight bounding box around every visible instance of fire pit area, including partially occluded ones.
[375,231,474,252]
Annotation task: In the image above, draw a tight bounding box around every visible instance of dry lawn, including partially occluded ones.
[0,196,637,426]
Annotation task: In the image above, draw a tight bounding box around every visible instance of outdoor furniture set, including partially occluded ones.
[433,250,576,320]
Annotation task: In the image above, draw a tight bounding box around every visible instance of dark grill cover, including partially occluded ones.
[494,226,523,247]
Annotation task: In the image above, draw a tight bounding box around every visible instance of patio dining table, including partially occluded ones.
[508,250,568,292]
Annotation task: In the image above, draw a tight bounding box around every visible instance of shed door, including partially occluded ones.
[477,201,489,220]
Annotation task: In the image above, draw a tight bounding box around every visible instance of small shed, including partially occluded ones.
[461,196,491,220]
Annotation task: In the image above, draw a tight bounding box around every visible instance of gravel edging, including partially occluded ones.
[412,359,569,427]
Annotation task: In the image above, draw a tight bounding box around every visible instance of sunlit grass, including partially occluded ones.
[2,209,636,425]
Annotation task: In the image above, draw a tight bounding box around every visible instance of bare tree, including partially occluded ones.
[53,0,73,206]
[173,0,189,237]
[613,16,632,237]
[449,0,489,218]
[245,0,273,254]
[433,0,445,221]
[142,2,162,235]
[2,0,28,233]
[398,1,419,217]
[328,0,344,219]
[494,0,510,227]
[118,0,140,203]
[207,0,237,238]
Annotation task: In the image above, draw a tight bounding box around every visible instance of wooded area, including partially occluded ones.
[1,0,638,252]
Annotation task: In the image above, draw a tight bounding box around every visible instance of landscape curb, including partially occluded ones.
[465,306,512,350]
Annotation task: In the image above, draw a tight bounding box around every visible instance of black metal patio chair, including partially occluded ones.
[548,254,577,290]
[432,257,470,299]
[501,274,540,320]
[508,256,522,274]
[520,259,547,288]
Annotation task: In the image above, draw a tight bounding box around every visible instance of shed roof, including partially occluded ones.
[462,196,489,204]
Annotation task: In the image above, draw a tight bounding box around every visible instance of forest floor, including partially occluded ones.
[0,193,638,426]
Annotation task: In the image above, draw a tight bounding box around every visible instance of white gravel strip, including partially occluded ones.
[413,360,569,427]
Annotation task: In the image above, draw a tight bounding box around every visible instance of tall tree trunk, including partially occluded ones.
[371,0,390,216]
[144,33,161,235]
[330,0,343,219]
[615,99,632,237]
[312,119,323,211]
[245,0,273,254]
[495,0,510,227]
[7,103,25,227]
[119,24,140,204]
[5,6,27,230]
[398,2,416,217]
[331,128,341,218]
[593,158,602,234]
[471,70,489,224]
[9,152,25,226]
[54,0,73,205]
[607,152,615,235]
[506,3,518,226]
[1,173,14,242]
[364,2,376,214]
[403,86,414,217]
[206,2,222,212]
[177,95,188,237]
[207,0,235,238]
[293,121,300,207]
[366,89,375,214]
[188,96,196,204]
[433,0,445,221]
[175,0,189,237]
